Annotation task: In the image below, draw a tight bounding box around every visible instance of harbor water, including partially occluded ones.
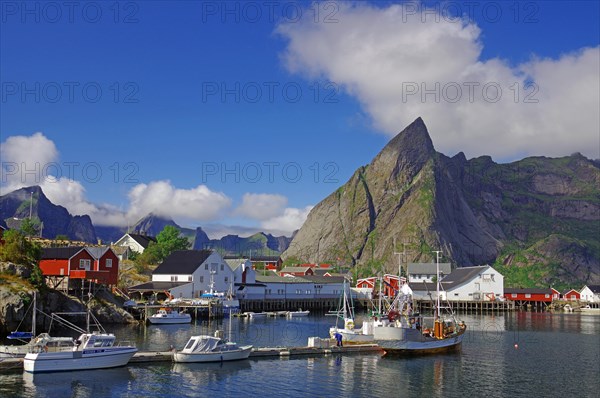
[1,312,599,397]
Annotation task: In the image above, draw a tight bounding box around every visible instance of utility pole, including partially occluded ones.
[393,237,408,278]
[29,191,33,219]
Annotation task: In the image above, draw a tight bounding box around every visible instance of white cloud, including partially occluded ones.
[126,181,232,225]
[261,206,313,234]
[277,2,600,160]
[1,133,233,227]
[235,193,288,220]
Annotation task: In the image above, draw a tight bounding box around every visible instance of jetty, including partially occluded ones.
[0,343,382,372]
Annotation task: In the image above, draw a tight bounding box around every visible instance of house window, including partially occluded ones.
[266,289,271,294]
[79,259,91,270]
[525,294,531,298]
[545,294,549,298]
[106,259,112,268]
[171,276,178,282]
[200,276,204,283]
[511,294,517,298]
[205,264,208,270]
[188,276,193,282]
[225,277,228,283]
[221,264,224,271]
[454,293,459,297]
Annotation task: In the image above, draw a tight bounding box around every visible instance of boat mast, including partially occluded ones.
[434,250,442,319]
[32,291,36,336]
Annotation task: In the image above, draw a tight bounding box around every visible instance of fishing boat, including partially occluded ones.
[148,308,192,324]
[329,279,374,344]
[172,331,253,363]
[23,311,137,373]
[375,251,466,356]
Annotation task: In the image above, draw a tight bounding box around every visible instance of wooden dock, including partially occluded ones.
[0,344,382,372]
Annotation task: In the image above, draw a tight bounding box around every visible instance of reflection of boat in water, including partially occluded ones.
[173,331,252,363]
[23,366,134,395]
[148,308,192,324]
[329,280,374,344]
[376,251,466,356]
[23,311,137,373]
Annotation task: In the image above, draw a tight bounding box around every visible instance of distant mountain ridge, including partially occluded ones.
[0,186,97,242]
[0,189,292,255]
[283,117,600,288]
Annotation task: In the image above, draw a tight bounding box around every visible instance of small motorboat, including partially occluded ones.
[148,308,192,324]
[173,332,252,363]
[245,312,267,319]
[287,309,310,318]
[23,332,137,373]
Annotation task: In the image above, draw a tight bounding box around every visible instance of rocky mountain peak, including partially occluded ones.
[370,117,436,183]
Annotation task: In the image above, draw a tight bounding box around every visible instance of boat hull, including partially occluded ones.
[23,347,138,373]
[173,346,252,363]
[377,327,466,356]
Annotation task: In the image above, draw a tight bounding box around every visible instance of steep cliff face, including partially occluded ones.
[283,118,600,286]
[0,186,97,242]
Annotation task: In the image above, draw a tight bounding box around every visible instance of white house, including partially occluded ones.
[580,285,600,302]
[407,262,452,283]
[130,250,234,299]
[113,233,157,256]
[410,265,504,302]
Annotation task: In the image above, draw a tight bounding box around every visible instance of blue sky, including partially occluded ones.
[1,1,599,237]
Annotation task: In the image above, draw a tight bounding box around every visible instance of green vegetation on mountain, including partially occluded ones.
[283,118,600,287]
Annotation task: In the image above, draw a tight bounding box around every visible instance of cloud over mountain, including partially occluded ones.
[277,2,600,160]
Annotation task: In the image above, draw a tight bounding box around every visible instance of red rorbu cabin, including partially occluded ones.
[39,246,119,289]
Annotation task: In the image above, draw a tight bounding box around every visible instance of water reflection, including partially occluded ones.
[22,367,135,398]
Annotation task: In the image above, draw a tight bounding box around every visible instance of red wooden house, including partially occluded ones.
[504,288,554,303]
[562,289,581,301]
[356,275,407,297]
[551,288,560,300]
[39,246,119,289]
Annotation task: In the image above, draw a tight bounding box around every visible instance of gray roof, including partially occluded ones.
[41,247,84,260]
[85,247,110,259]
[407,262,451,275]
[152,250,213,275]
[441,266,490,287]
[128,281,190,292]
[296,275,346,284]
[225,259,246,271]
[255,274,345,285]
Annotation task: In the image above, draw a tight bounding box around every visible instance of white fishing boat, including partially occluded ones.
[329,280,374,344]
[23,311,137,373]
[172,332,252,363]
[148,308,192,324]
[375,251,466,356]
[580,305,600,313]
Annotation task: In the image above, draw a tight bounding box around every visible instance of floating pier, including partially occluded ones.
[0,344,382,372]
